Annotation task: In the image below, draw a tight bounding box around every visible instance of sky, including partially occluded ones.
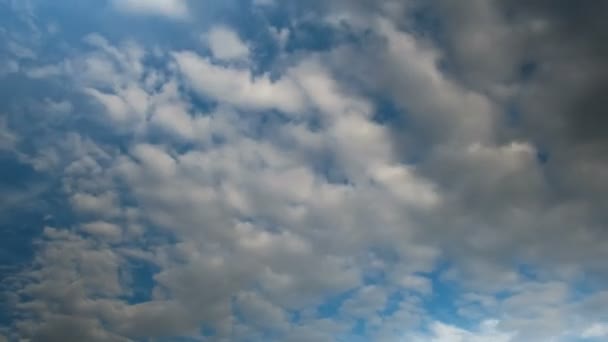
[0,0,607,341]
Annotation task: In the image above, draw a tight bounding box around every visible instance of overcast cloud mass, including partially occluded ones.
[0,0,607,341]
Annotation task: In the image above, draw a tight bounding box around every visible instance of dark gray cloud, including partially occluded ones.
[311,0,608,290]
[430,0,608,278]
[445,0,608,226]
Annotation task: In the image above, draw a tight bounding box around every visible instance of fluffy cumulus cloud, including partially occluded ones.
[204,26,250,61]
[0,0,607,341]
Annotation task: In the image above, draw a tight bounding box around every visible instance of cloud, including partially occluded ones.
[1,0,608,341]
[421,320,515,342]
[0,117,17,151]
[70,192,120,218]
[111,0,189,19]
[235,291,289,332]
[24,64,63,79]
[205,26,250,61]
[2,30,443,339]
[173,51,307,114]
[340,285,387,319]
[80,221,123,242]
[253,0,276,7]
[582,323,608,339]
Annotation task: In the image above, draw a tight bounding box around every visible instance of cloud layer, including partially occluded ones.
[111,0,189,19]
[0,0,607,341]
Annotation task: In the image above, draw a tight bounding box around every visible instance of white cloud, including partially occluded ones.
[399,274,432,294]
[43,98,73,114]
[80,221,123,242]
[235,292,288,331]
[85,88,132,122]
[111,0,188,19]
[24,63,64,79]
[8,41,35,59]
[205,26,250,61]
[0,117,17,151]
[340,285,387,319]
[0,59,19,75]
[253,0,276,6]
[582,323,608,339]
[173,51,306,114]
[70,192,120,218]
[327,17,498,148]
[2,33,449,339]
[85,85,150,124]
[418,320,515,342]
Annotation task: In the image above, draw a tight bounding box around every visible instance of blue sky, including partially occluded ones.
[1,0,608,341]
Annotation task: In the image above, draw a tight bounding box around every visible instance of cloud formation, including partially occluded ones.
[111,0,189,19]
[204,26,250,61]
[0,0,607,341]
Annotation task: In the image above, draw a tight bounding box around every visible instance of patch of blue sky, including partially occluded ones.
[0,153,65,266]
[422,264,472,329]
[30,1,195,50]
[0,158,70,326]
[372,98,430,165]
[122,259,160,305]
[350,318,367,337]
